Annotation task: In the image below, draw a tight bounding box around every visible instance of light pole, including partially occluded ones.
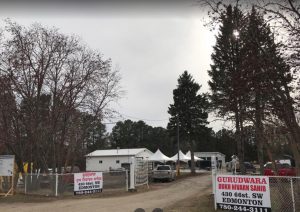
[117,146,119,168]
[176,115,180,176]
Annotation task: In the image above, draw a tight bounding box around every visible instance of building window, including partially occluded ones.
[116,160,120,164]
[99,160,103,164]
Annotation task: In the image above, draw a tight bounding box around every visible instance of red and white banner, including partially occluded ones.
[216,175,271,212]
[74,172,103,195]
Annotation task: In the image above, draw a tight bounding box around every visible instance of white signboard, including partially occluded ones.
[216,175,271,212]
[74,172,103,195]
[0,155,14,176]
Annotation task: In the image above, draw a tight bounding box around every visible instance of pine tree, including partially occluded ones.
[208,5,248,173]
[209,5,294,174]
[241,7,293,174]
[167,71,209,174]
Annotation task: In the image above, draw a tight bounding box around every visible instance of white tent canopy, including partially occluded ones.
[185,151,203,161]
[170,150,191,162]
[148,149,172,161]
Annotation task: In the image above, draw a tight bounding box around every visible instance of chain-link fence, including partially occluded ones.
[269,176,300,212]
[213,165,300,212]
[18,170,128,196]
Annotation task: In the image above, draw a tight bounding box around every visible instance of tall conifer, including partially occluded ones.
[208,5,248,173]
[167,71,209,174]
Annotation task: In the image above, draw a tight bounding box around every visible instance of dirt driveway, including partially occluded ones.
[1,174,211,212]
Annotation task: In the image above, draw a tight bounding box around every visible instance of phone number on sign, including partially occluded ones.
[217,204,271,212]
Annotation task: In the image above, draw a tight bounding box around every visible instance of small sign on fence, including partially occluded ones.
[215,175,271,212]
[0,155,15,196]
[74,172,103,195]
[0,155,14,176]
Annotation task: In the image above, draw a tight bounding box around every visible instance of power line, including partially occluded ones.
[119,113,169,122]
[102,113,169,126]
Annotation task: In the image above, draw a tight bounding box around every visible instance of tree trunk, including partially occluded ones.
[255,93,265,175]
[235,106,245,174]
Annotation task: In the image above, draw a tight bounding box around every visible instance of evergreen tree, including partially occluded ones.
[81,113,108,152]
[241,7,293,173]
[167,71,209,174]
[110,119,173,154]
[209,5,293,174]
[242,7,274,173]
[208,5,248,173]
[111,120,136,149]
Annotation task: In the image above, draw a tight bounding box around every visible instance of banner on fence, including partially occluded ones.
[215,175,271,212]
[74,172,103,195]
[135,158,148,187]
[0,155,14,176]
[0,155,15,196]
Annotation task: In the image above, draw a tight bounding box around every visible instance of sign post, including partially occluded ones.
[211,155,217,210]
[215,174,271,212]
[211,156,217,194]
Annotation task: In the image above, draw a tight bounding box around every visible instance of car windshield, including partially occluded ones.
[279,163,291,168]
[264,163,291,169]
[244,162,251,167]
[157,166,170,170]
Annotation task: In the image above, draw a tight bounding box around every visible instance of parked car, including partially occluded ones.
[264,162,296,176]
[152,165,176,182]
[244,162,256,173]
[227,161,256,174]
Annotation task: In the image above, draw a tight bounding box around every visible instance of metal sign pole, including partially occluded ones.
[211,155,217,210]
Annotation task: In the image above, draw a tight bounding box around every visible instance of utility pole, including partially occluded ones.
[176,115,180,176]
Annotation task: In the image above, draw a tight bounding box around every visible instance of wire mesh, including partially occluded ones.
[21,170,127,196]
[265,176,300,212]
[135,159,149,187]
[214,168,300,212]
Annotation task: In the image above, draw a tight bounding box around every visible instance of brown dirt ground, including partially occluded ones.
[0,173,216,212]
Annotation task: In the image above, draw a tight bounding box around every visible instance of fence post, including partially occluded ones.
[290,178,296,212]
[125,170,128,191]
[24,174,27,195]
[146,161,149,189]
[129,157,135,191]
[55,173,58,197]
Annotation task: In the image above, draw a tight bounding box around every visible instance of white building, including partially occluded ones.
[194,152,226,168]
[86,148,153,171]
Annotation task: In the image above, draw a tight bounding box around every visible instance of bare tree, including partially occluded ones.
[0,21,123,173]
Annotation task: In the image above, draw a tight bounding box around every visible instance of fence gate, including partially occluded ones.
[135,158,149,188]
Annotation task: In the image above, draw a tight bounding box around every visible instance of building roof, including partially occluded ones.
[194,152,226,156]
[86,148,152,157]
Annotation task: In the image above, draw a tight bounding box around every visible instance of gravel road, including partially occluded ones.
[1,174,211,212]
